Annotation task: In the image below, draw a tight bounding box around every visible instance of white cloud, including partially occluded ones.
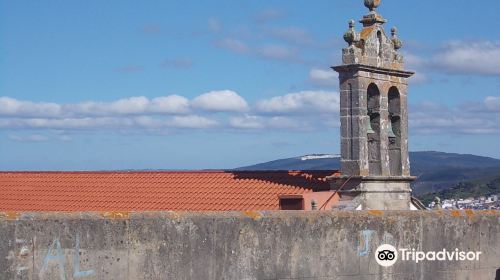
[403,52,426,69]
[432,41,500,76]
[0,117,136,129]
[410,98,500,134]
[8,134,49,142]
[169,115,218,129]
[0,92,233,130]
[58,135,72,142]
[230,115,264,129]
[400,52,431,85]
[309,68,338,86]
[417,101,448,112]
[256,91,339,114]
[1,95,190,118]
[130,116,162,128]
[411,114,500,134]
[191,90,248,112]
[408,72,430,85]
[70,96,166,115]
[103,96,150,114]
[150,95,190,114]
[2,93,498,136]
[400,41,500,82]
[0,97,62,117]
[0,115,218,130]
[267,116,301,129]
[323,119,340,128]
[7,133,72,142]
[229,115,301,130]
[485,96,500,112]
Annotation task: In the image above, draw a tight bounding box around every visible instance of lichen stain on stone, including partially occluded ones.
[0,212,19,220]
[243,211,262,220]
[360,27,375,40]
[484,210,500,215]
[450,210,462,218]
[368,210,384,216]
[101,211,130,219]
[464,209,475,218]
[432,210,445,216]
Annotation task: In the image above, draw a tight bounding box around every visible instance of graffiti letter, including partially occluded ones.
[39,238,66,280]
[358,230,375,257]
[73,233,95,278]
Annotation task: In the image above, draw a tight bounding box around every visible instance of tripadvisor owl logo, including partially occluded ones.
[374,244,482,267]
[375,244,398,267]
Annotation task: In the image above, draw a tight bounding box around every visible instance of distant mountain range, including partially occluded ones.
[237,151,500,196]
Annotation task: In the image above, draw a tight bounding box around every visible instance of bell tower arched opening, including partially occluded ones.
[367,83,382,176]
[388,86,402,176]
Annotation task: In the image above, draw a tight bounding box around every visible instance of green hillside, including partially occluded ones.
[418,173,500,205]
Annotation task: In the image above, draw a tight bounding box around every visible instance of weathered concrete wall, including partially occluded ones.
[1,211,499,280]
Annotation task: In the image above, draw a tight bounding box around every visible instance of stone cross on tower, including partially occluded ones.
[329,0,416,210]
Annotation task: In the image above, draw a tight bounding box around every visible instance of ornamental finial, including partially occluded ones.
[360,0,386,26]
[391,26,403,50]
[391,27,397,36]
[349,19,355,29]
[364,0,381,12]
[343,20,357,46]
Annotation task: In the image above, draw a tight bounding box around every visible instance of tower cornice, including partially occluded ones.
[332,64,414,78]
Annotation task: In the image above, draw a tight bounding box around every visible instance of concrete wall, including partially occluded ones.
[1,210,499,280]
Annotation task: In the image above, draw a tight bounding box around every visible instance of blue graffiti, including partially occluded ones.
[39,234,95,280]
[358,230,375,257]
[73,233,95,278]
[39,238,66,280]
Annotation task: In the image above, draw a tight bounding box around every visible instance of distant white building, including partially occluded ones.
[442,202,454,209]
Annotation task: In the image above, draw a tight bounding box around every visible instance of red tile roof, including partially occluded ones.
[0,170,337,211]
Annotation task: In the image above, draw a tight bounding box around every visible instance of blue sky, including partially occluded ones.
[1,0,500,170]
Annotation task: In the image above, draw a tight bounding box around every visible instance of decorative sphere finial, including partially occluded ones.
[343,20,357,46]
[391,27,397,36]
[349,19,355,28]
[391,26,403,50]
[364,0,381,12]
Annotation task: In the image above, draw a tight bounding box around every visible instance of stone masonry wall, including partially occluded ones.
[1,211,499,280]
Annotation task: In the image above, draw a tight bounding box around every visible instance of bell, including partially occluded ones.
[367,120,375,134]
[387,121,397,138]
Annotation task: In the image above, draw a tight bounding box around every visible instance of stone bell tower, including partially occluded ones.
[330,0,416,210]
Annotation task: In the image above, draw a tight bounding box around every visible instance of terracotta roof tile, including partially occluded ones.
[0,170,335,211]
